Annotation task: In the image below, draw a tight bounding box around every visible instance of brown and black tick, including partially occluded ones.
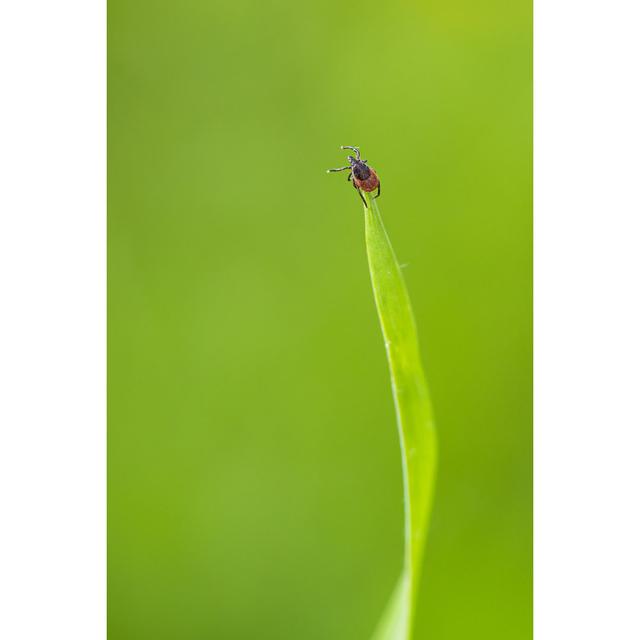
[327,146,380,207]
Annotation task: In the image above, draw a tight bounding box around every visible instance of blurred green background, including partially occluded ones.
[108,0,531,638]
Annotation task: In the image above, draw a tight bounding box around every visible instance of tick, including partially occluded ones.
[327,145,380,207]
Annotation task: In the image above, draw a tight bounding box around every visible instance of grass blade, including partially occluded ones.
[363,192,437,640]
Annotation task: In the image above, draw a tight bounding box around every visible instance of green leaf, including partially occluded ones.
[363,192,438,640]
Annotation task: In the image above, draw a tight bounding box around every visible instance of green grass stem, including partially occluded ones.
[363,192,437,640]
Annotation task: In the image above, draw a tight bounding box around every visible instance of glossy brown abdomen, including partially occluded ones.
[353,167,380,192]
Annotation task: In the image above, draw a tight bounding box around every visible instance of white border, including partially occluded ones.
[535,0,640,637]
[0,1,106,638]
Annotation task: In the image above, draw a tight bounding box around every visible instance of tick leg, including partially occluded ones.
[353,182,367,208]
[374,183,381,199]
[347,172,352,182]
[341,145,361,160]
[327,165,350,173]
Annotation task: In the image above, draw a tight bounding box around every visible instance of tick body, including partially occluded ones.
[327,146,381,207]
